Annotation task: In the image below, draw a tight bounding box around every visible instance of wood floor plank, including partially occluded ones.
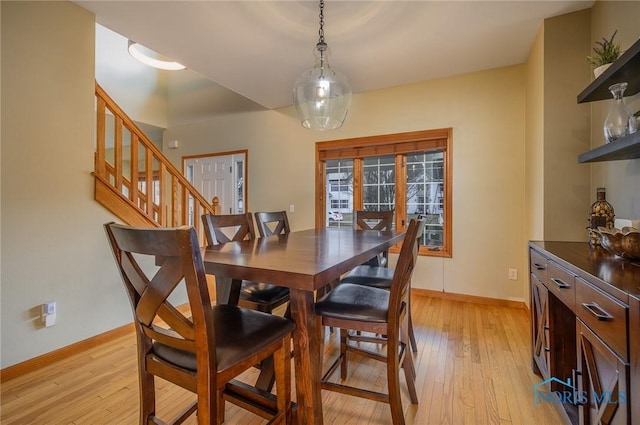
[1,295,564,425]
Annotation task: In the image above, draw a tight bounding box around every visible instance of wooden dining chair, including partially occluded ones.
[314,218,425,425]
[254,211,291,237]
[353,209,394,267]
[339,215,424,353]
[105,222,294,425]
[201,213,290,315]
[202,213,291,391]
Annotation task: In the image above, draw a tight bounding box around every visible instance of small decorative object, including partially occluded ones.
[594,226,640,261]
[604,82,636,143]
[588,187,615,246]
[587,30,622,78]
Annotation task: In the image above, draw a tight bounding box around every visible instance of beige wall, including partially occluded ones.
[164,65,528,303]
[525,24,545,242]
[543,9,592,242]
[1,1,130,368]
[589,1,640,222]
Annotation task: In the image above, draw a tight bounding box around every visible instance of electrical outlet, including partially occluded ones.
[42,302,57,327]
[45,301,56,315]
[508,268,518,281]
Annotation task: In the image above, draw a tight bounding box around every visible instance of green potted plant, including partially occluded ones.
[588,30,622,78]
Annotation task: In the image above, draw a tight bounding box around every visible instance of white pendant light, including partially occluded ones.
[293,0,351,131]
[127,40,186,71]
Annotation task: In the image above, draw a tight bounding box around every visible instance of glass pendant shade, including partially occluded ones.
[293,44,351,131]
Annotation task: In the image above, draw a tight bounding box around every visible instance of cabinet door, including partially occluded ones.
[532,275,550,378]
[577,320,630,425]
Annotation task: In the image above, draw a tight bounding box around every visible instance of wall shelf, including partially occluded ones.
[577,37,640,162]
[578,37,640,103]
[578,131,640,163]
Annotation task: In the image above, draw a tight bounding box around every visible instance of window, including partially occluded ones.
[325,159,353,228]
[315,129,452,257]
[330,199,349,209]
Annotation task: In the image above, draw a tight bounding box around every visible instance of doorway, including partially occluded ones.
[184,150,247,218]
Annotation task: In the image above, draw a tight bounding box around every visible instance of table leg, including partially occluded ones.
[214,275,242,305]
[289,288,324,425]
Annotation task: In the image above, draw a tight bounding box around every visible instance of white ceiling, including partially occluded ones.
[77,0,593,112]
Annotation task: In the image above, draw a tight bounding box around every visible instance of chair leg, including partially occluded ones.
[216,391,225,425]
[340,328,349,380]
[386,339,405,425]
[408,296,418,353]
[401,318,416,379]
[402,352,419,404]
[400,314,418,403]
[195,380,215,425]
[139,369,156,425]
[273,339,292,424]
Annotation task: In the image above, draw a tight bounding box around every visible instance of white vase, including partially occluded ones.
[594,63,612,79]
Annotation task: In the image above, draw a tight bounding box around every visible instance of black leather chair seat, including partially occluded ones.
[152,304,295,373]
[340,265,393,288]
[240,281,290,304]
[315,283,389,323]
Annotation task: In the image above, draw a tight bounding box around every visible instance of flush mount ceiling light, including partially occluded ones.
[293,0,351,131]
[127,40,186,71]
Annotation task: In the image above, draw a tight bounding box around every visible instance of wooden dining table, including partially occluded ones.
[202,227,404,425]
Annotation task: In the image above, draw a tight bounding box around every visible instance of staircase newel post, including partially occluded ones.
[211,197,220,215]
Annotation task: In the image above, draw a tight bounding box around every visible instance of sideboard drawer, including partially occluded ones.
[576,276,629,361]
[530,249,548,284]
[547,260,576,312]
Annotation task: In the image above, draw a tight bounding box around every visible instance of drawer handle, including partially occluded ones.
[582,302,613,321]
[550,277,570,289]
[533,263,546,270]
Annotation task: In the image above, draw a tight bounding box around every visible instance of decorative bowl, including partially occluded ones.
[596,226,640,261]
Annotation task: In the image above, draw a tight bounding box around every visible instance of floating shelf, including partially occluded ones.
[577,37,640,162]
[578,131,640,163]
[578,37,640,103]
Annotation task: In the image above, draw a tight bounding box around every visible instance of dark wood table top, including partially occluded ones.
[203,227,405,291]
[530,241,640,300]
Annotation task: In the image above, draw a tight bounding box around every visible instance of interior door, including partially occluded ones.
[185,152,246,216]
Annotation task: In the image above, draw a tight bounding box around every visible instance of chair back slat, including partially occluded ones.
[353,210,393,231]
[254,211,291,237]
[202,213,255,246]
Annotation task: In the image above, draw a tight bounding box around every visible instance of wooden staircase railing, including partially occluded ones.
[93,83,217,241]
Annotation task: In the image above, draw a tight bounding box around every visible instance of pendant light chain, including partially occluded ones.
[318,0,325,46]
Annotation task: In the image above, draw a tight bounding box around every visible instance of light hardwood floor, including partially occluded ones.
[1,295,564,424]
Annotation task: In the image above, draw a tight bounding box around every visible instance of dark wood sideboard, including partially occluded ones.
[529,241,639,425]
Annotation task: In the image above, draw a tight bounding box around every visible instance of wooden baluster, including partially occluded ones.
[93,83,219,228]
[95,96,106,178]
